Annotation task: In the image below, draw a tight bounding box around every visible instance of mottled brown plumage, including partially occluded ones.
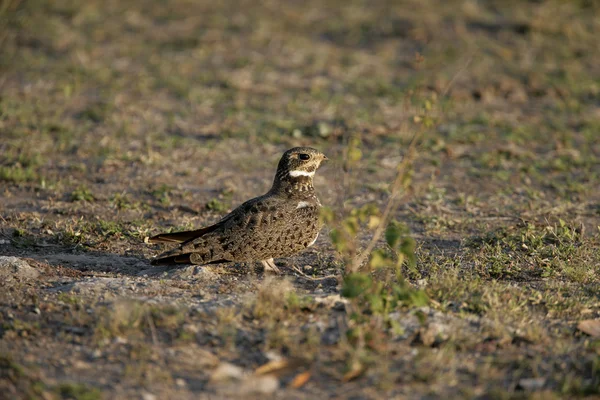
[148,147,327,273]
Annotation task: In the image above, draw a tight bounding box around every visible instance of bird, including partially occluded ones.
[147,147,328,273]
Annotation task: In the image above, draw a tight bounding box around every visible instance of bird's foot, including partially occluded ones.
[261,258,281,274]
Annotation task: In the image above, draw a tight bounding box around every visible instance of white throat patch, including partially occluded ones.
[289,170,314,178]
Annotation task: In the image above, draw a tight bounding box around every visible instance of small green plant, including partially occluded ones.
[0,165,38,183]
[321,130,427,380]
[206,198,227,212]
[151,184,172,206]
[206,189,233,212]
[342,273,428,311]
[70,185,94,202]
[110,192,135,210]
[323,132,418,276]
[95,219,123,237]
[370,220,417,272]
[56,383,102,400]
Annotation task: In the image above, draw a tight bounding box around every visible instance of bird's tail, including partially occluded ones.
[146,225,218,245]
[150,253,192,265]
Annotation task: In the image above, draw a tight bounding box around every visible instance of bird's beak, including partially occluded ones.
[322,155,329,161]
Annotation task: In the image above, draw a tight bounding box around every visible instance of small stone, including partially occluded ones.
[141,392,156,400]
[239,375,279,394]
[210,362,245,382]
[114,336,128,345]
[73,360,91,369]
[518,377,546,390]
[292,129,303,138]
[32,307,41,315]
[182,323,200,334]
[175,378,186,387]
[264,351,283,362]
[317,122,331,137]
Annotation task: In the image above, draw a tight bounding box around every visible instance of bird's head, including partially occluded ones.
[272,147,328,193]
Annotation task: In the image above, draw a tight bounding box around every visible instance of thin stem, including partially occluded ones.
[349,132,421,273]
[289,264,337,281]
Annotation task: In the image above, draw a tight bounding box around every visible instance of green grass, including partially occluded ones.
[70,186,95,202]
[0,0,599,398]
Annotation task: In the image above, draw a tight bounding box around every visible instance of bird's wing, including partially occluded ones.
[149,194,281,265]
[147,214,233,244]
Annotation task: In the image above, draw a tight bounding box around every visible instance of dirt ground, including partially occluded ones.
[1,0,599,399]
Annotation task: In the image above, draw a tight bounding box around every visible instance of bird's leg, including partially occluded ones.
[261,258,281,274]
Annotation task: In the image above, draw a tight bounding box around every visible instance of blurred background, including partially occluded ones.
[2,0,599,193]
[1,1,600,398]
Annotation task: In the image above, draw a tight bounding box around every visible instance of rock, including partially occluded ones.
[0,256,40,283]
[578,319,600,337]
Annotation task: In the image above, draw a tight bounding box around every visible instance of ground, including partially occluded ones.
[1,0,600,399]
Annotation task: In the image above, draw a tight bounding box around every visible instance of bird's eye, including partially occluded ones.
[298,153,311,161]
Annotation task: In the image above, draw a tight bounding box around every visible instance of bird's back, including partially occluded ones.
[160,193,320,264]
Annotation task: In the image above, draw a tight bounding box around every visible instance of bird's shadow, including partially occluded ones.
[2,230,324,285]
[1,229,248,280]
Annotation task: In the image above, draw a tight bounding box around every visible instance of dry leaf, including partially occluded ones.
[255,359,290,376]
[342,361,364,382]
[289,371,311,388]
[577,319,600,337]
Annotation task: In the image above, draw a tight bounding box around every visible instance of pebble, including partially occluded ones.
[210,362,244,382]
[141,392,156,400]
[518,377,546,390]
